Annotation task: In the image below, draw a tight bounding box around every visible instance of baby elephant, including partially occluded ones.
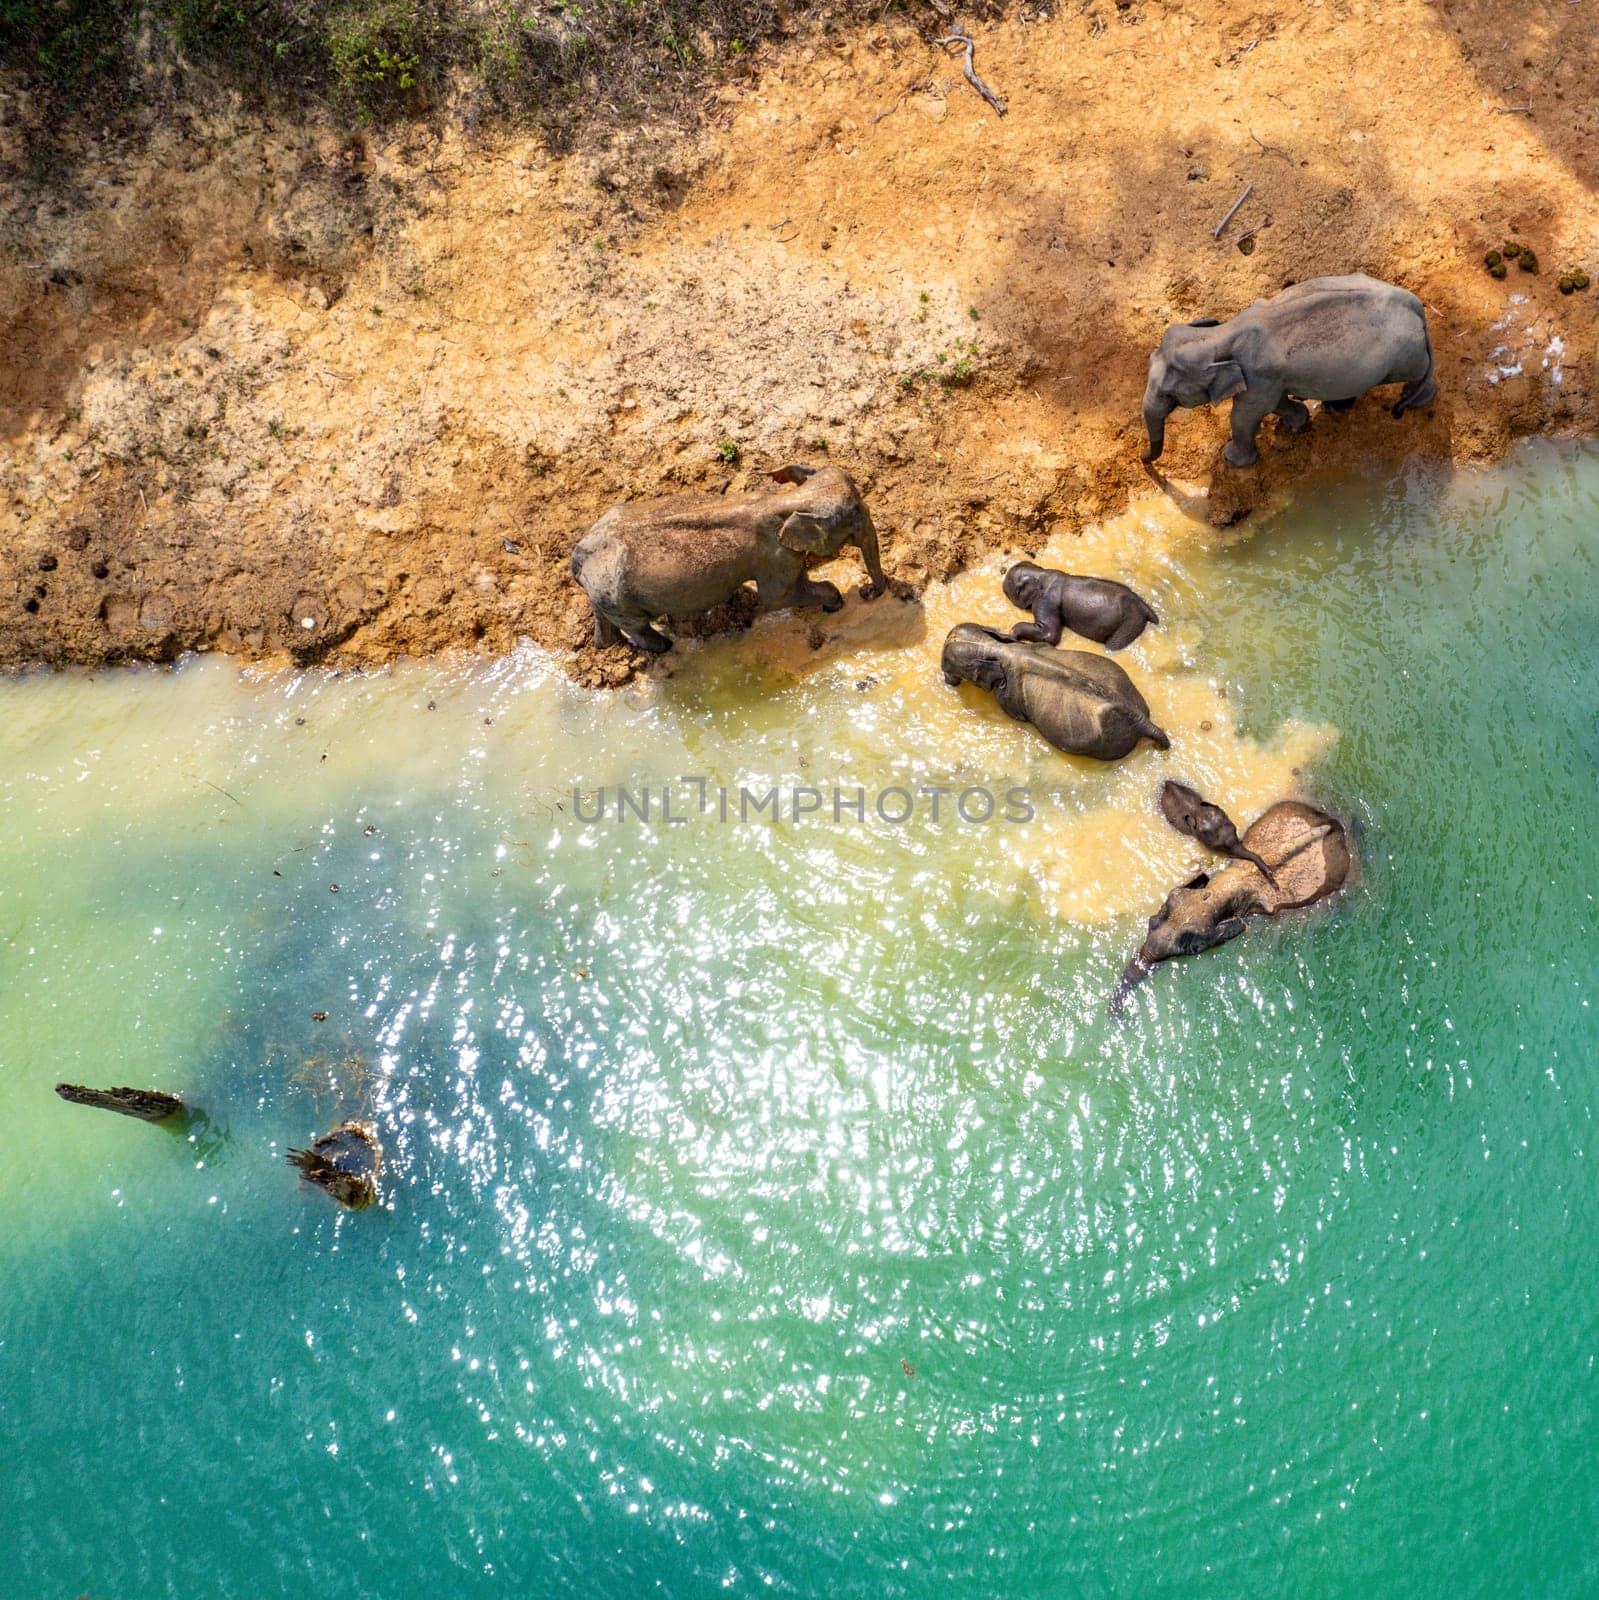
[1141,273,1436,468]
[1160,780,1276,884]
[571,464,885,653]
[1003,562,1159,651]
[941,623,1169,761]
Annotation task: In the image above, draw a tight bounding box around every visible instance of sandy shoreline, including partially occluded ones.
[3,0,1595,680]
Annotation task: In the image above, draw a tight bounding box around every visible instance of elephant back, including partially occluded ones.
[1241,801,1351,910]
[1016,646,1162,760]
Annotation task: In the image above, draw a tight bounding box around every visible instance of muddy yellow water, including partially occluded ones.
[662,486,1331,921]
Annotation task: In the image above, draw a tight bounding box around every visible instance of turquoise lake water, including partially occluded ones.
[2,443,1596,1597]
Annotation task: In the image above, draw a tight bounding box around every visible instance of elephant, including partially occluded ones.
[940,623,1169,760]
[1140,273,1436,468]
[1002,562,1159,650]
[1159,779,1276,884]
[570,464,885,653]
[1111,800,1351,1012]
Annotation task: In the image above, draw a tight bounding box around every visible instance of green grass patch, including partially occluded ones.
[1,0,1004,127]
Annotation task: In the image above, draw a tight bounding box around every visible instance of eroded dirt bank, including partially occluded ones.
[4,0,1596,680]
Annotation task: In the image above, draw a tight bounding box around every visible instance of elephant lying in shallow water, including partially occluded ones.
[1140,273,1436,468]
[941,623,1169,760]
[1111,800,1351,1012]
[1002,562,1159,651]
[571,464,886,653]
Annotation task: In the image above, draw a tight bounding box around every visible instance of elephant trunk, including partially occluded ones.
[1141,386,1175,465]
[1108,956,1153,1018]
[854,509,887,598]
[1234,845,1278,886]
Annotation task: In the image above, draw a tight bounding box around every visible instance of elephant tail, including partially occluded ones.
[1139,716,1171,751]
[1138,594,1160,627]
[1108,957,1152,1018]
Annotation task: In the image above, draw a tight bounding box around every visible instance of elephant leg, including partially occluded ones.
[1392,368,1437,419]
[1007,620,1054,644]
[1101,614,1146,651]
[790,574,844,613]
[592,609,622,649]
[1222,388,1277,468]
[625,624,673,653]
[756,561,800,609]
[1273,395,1311,434]
[609,608,672,653]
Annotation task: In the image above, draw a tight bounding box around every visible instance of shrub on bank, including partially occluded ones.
[0,0,994,124]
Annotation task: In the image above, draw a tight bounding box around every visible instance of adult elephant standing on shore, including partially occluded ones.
[571,464,886,654]
[1140,273,1436,468]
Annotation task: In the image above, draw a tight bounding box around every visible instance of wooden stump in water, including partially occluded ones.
[54,1082,185,1122]
[287,1120,382,1210]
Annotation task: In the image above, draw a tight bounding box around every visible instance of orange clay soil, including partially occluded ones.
[3,0,1595,682]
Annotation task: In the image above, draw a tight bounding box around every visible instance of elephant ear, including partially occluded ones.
[1205,360,1247,403]
[777,511,831,554]
[992,673,1026,717]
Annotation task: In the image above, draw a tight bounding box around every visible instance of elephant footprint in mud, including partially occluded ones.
[1112,800,1352,1012]
[570,464,885,653]
[1140,273,1436,468]
[940,623,1168,761]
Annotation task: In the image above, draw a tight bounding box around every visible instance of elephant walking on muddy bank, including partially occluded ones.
[571,464,886,653]
[1140,274,1436,468]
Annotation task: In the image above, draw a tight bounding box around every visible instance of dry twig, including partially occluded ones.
[869,76,922,125]
[936,33,1007,117]
[1248,129,1294,164]
[1211,182,1254,240]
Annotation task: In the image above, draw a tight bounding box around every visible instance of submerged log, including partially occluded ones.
[54,1082,185,1122]
[1112,800,1352,1011]
[287,1120,382,1210]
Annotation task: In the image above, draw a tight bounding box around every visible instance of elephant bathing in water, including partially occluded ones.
[1140,273,1436,468]
[1002,562,1159,651]
[570,464,885,653]
[1159,779,1276,884]
[1111,800,1351,1013]
[941,623,1169,761]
